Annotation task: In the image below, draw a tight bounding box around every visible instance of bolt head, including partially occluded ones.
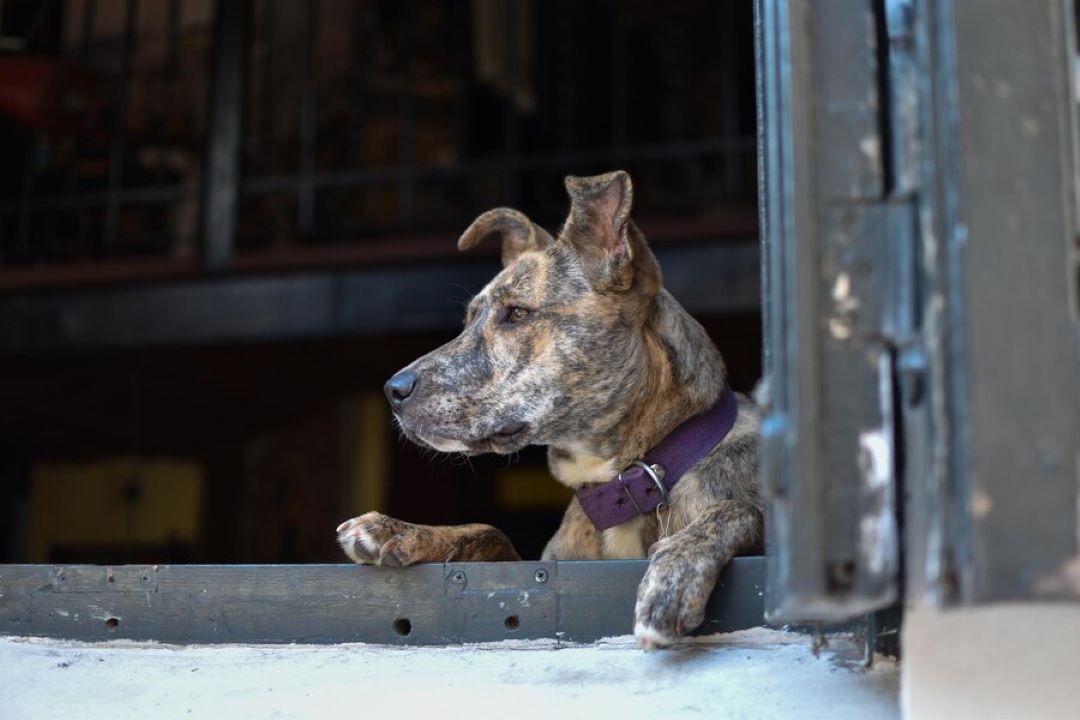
[534,569,548,583]
[451,570,466,584]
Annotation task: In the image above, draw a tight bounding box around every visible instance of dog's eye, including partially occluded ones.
[503,306,530,325]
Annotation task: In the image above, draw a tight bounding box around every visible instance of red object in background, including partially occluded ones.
[0,55,96,133]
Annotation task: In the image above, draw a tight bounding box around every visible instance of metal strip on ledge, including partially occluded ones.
[0,557,765,646]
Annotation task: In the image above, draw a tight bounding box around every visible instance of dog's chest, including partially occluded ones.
[548,445,653,559]
[600,517,647,558]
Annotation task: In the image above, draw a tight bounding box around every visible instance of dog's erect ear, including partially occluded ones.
[563,170,659,294]
[458,208,554,267]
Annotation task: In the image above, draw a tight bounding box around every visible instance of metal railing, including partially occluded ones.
[0,0,757,281]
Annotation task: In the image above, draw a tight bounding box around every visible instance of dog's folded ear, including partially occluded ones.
[458,208,555,267]
[563,170,660,294]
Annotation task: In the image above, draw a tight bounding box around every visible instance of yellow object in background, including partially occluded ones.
[27,456,202,563]
[342,393,390,517]
[494,467,572,511]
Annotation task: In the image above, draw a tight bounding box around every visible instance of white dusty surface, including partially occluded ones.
[903,604,1080,720]
[0,628,898,720]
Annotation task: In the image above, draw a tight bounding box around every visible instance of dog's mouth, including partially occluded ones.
[397,415,531,455]
[483,421,529,450]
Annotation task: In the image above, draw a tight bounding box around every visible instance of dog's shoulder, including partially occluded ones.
[725,392,763,446]
[669,393,763,518]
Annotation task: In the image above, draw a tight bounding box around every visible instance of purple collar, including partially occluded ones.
[574,387,739,531]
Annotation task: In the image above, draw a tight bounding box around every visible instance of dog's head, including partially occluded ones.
[385,170,663,455]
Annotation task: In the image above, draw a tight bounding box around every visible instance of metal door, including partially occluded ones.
[755,0,1080,622]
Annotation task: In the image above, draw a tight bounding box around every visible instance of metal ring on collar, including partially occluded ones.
[632,460,669,505]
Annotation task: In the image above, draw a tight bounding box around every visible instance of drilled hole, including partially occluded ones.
[615,498,626,506]
[107,576,115,583]
[504,615,520,631]
[105,617,119,631]
[392,618,412,637]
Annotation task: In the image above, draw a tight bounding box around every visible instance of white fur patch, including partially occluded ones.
[549,443,620,488]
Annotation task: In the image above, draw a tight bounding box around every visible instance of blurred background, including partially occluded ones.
[0,0,760,564]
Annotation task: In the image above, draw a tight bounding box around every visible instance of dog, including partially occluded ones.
[336,170,763,648]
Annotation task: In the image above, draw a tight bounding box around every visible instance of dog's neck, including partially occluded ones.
[548,289,727,489]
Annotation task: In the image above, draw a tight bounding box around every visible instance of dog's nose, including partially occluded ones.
[384,369,418,408]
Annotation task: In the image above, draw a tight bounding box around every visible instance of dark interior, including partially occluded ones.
[0,0,759,564]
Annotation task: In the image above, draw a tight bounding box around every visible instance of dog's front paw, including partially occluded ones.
[336,512,434,567]
[633,539,720,649]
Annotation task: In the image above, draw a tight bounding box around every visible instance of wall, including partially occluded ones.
[902,604,1080,719]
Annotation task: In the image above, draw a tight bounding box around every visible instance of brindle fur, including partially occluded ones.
[336,170,763,648]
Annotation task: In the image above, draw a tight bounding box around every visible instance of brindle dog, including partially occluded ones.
[336,170,763,648]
